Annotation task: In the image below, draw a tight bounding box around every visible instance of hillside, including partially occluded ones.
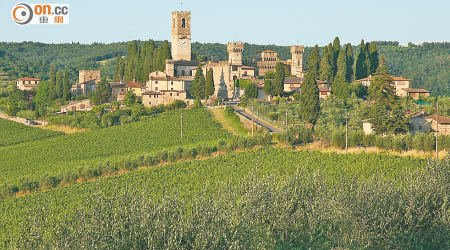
[0,118,63,147]
[1,148,448,249]
[0,108,230,192]
[0,41,448,95]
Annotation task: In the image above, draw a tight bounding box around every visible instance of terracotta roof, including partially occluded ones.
[410,111,427,119]
[284,77,303,84]
[404,88,430,93]
[109,82,126,87]
[126,82,145,88]
[425,114,450,124]
[149,76,193,81]
[78,79,96,85]
[319,87,331,92]
[256,84,265,89]
[142,91,162,95]
[160,90,186,93]
[17,77,40,81]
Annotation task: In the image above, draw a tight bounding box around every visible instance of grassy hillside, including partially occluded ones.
[0,108,230,190]
[0,118,63,147]
[1,148,447,249]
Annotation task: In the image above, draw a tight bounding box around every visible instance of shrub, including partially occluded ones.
[363,134,376,147]
[423,133,435,152]
[332,130,345,149]
[392,137,406,152]
[157,151,168,162]
[349,130,364,147]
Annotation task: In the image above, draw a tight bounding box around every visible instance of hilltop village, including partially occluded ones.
[9,10,450,140]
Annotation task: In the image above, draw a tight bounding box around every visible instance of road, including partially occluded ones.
[232,106,283,133]
[0,111,47,126]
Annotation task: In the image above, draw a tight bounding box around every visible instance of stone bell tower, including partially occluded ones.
[290,45,304,78]
[227,41,244,65]
[171,11,191,61]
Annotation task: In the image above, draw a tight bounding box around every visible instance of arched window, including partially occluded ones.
[181,18,186,28]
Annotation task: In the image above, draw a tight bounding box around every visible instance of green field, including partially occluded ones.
[0,108,230,191]
[0,118,63,147]
[1,148,448,249]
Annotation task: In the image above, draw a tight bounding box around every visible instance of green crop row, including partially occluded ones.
[0,108,231,188]
[1,148,447,249]
[0,118,63,147]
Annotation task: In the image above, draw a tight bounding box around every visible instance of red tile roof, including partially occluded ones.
[319,87,331,92]
[404,88,430,93]
[17,77,40,81]
[425,114,450,124]
[142,91,162,95]
[126,82,144,88]
[284,77,303,84]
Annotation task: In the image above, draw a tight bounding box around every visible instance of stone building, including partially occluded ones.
[16,77,40,91]
[400,88,430,100]
[227,41,244,65]
[290,45,305,78]
[71,80,96,96]
[356,75,424,98]
[171,11,191,61]
[109,82,127,102]
[142,90,192,107]
[257,50,278,77]
[79,70,101,84]
[284,77,302,93]
[126,81,146,97]
[60,99,93,113]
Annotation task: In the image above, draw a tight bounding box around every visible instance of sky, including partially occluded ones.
[2,0,449,46]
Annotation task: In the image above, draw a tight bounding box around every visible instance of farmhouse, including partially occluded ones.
[16,77,40,91]
[356,75,428,98]
[284,77,302,93]
[60,99,93,113]
[110,82,127,102]
[71,79,96,96]
[126,81,146,97]
[400,88,430,100]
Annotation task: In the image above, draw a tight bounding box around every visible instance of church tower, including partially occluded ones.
[227,41,244,65]
[171,11,191,61]
[290,45,304,77]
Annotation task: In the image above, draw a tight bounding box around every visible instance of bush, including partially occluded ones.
[332,130,345,149]
[349,130,364,147]
[157,151,168,162]
[269,112,279,121]
[363,134,376,147]
[423,133,435,152]
[392,137,406,152]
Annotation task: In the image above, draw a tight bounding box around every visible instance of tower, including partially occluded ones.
[290,45,304,78]
[227,41,244,65]
[171,11,191,61]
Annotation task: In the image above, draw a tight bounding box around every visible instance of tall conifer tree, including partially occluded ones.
[332,37,341,78]
[62,69,71,101]
[205,68,214,99]
[368,41,379,75]
[333,49,350,99]
[345,43,354,82]
[319,46,333,82]
[307,45,320,77]
[273,62,285,96]
[355,40,367,80]
[48,66,57,100]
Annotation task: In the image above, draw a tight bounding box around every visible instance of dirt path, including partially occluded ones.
[209,108,246,136]
[0,111,47,126]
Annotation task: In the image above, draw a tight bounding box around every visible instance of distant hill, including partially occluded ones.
[0,41,448,96]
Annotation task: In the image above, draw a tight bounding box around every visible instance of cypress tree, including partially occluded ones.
[368,41,379,75]
[299,71,320,125]
[333,49,350,99]
[264,79,273,96]
[55,70,63,98]
[319,46,333,82]
[62,69,71,101]
[364,42,372,77]
[124,41,139,81]
[48,66,57,100]
[355,40,367,80]
[190,66,206,100]
[113,55,124,81]
[306,45,320,77]
[205,68,214,99]
[332,37,341,78]
[345,43,354,82]
[369,55,397,135]
[273,62,285,96]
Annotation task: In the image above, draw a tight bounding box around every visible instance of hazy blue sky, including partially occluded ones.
[2,0,449,46]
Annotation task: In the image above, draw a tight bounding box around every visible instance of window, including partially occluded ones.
[171,88,173,90]
[155,81,158,84]
[149,102,151,105]
[170,93,173,96]
[171,81,173,85]
[181,18,186,28]
[177,93,179,96]
[155,87,158,90]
